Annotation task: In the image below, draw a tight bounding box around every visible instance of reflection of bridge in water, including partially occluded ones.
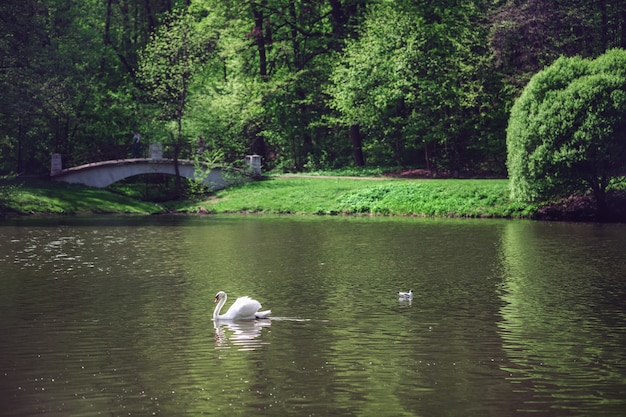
[50,144,261,189]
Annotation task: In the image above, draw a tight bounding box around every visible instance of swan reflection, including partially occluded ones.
[398,297,413,306]
[213,319,271,351]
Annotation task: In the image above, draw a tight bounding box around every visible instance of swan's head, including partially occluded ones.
[214,291,226,303]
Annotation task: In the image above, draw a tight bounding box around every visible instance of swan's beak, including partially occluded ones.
[214,296,219,303]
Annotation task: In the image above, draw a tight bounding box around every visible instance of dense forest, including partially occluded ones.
[1,0,625,177]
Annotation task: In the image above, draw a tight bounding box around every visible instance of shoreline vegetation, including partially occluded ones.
[1,172,624,222]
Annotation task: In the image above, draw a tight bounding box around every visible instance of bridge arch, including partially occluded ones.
[51,158,250,189]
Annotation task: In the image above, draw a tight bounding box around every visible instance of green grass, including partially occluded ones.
[181,177,533,218]
[1,176,535,218]
[0,178,161,215]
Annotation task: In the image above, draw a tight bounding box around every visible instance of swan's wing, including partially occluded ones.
[226,296,263,319]
[255,309,272,319]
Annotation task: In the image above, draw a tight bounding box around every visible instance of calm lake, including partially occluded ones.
[1,215,625,416]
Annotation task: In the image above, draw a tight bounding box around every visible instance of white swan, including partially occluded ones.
[397,289,414,299]
[213,291,272,320]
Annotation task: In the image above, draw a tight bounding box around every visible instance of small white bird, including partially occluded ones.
[397,289,414,299]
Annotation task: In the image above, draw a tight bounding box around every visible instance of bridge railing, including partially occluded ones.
[59,144,133,168]
[51,141,262,177]
[57,143,201,168]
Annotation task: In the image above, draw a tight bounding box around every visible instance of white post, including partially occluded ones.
[149,143,163,159]
[51,153,62,175]
[246,154,262,176]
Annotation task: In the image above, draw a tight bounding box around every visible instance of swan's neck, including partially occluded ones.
[213,295,227,319]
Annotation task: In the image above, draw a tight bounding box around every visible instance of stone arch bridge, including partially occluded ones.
[50,154,261,189]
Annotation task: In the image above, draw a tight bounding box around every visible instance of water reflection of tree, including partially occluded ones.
[499,221,626,414]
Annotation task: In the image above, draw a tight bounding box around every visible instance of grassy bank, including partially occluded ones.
[177,177,535,218]
[1,175,533,218]
[0,178,161,215]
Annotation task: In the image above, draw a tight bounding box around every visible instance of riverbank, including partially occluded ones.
[1,176,530,218]
[2,175,624,221]
[0,178,161,215]
[181,177,533,218]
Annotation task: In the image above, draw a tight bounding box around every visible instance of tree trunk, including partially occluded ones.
[171,128,182,193]
[250,1,268,78]
[103,0,134,74]
[288,0,301,69]
[251,134,266,157]
[600,0,608,50]
[17,118,23,173]
[621,7,626,48]
[143,0,155,33]
[594,188,609,221]
[349,124,365,166]
[328,0,344,36]
[249,1,269,160]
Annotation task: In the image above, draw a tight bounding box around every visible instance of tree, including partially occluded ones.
[327,1,500,172]
[506,48,626,218]
[187,0,369,172]
[0,0,177,174]
[491,0,626,91]
[104,0,182,75]
[137,9,214,189]
[0,0,94,173]
[242,0,368,171]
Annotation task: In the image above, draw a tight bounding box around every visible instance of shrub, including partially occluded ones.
[507,49,626,218]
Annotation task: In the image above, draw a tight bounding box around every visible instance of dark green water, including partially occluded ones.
[1,216,625,416]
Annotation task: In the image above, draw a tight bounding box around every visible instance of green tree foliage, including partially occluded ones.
[103,0,181,74]
[507,49,626,216]
[183,0,267,164]
[327,0,505,173]
[137,9,215,187]
[1,0,625,190]
[491,0,626,90]
[188,0,368,172]
[0,0,102,172]
[0,0,183,174]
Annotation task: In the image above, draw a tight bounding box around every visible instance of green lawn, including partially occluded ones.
[182,177,534,218]
[1,176,535,218]
[0,178,160,215]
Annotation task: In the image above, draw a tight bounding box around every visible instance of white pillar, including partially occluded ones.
[51,153,62,175]
[149,143,163,159]
[246,154,262,176]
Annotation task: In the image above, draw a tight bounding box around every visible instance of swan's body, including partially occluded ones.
[397,289,414,299]
[213,291,271,320]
